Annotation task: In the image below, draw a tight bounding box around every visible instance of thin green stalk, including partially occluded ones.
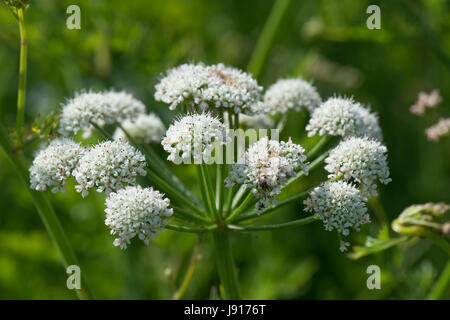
[231,185,249,210]
[143,143,197,203]
[15,8,27,144]
[212,231,241,299]
[173,206,212,225]
[166,224,217,233]
[145,167,206,217]
[368,196,389,225]
[306,135,331,159]
[201,164,219,221]
[235,186,315,223]
[197,165,212,217]
[0,126,92,300]
[276,113,288,131]
[173,244,199,300]
[427,261,450,300]
[285,150,328,188]
[89,121,110,140]
[228,215,319,232]
[247,0,293,78]
[216,163,225,215]
[225,193,255,224]
[225,185,236,216]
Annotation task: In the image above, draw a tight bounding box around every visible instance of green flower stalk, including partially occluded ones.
[1,2,93,299]
[15,5,27,144]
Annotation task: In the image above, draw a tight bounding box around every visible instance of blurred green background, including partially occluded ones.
[0,0,449,299]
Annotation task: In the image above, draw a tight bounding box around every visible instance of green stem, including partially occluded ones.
[427,261,450,300]
[228,215,319,232]
[276,113,288,131]
[247,0,293,78]
[216,164,224,215]
[225,193,255,224]
[173,244,199,300]
[201,164,219,221]
[15,8,27,144]
[166,224,217,233]
[235,186,315,223]
[173,206,211,225]
[285,150,328,188]
[368,196,390,239]
[0,126,92,300]
[225,185,236,216]
[212,231,241,299]
[89,121,110,140]
[306,135,331,159]
[143,143,196,202]
[197,165,212,217]
[368,196,389,226]
[231,186,250,210]
[145,168,206,217]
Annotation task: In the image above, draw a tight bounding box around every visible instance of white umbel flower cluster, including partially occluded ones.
[73,140,147,197]
[29,138,85,193]
[303,181,370,251]
[161,113,227,164]
[102,90,146,121]
[113,113,166,144]
[263,78,322,115]
[59,90,146,137]
[306,97,382,140]
[226,136,309,212]
[324,137,391,197]
[105,186,173,249]
[154,63,263,114]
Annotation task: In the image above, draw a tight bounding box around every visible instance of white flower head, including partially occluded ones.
[59,90,146,137]
[306,97,382,140]
[154,63,263,114]
[102,90,146,121]
[105,186,173,249]
[325,137,391,197]
[226,136,309,212]
[161,113,228,164]
[113,113,166,144]
[29,138,85,193]
[73,140,147,197]
[264,77,322,115]
[303,180,370,251]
